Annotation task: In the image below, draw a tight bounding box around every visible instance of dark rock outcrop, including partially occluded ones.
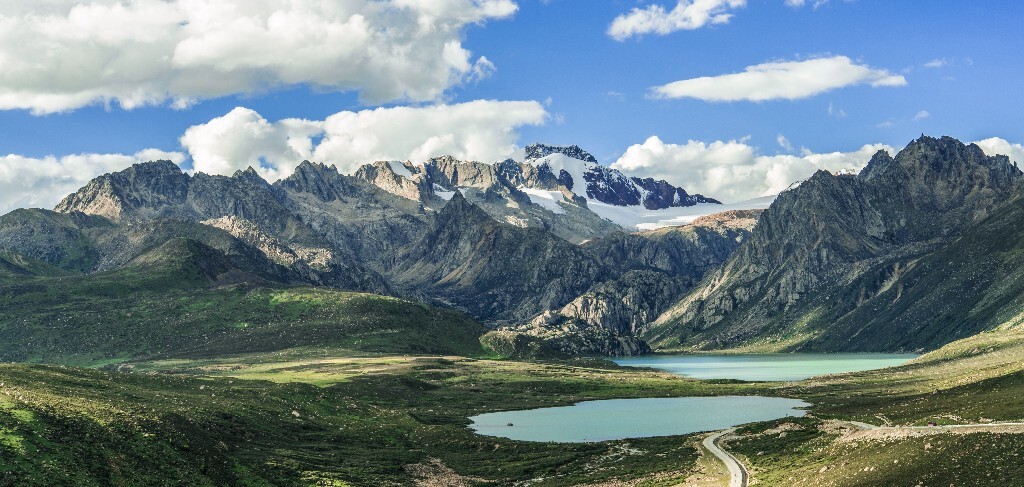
[54,160,190,222]
[483,210,761,357]
[524,144,598,164]
[389,192,609,324]
[0,209,111,272]
[647,136,1024,352]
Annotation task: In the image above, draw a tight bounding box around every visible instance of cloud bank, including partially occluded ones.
[611,136,894,202]
[181,100,549,181]
[608,0,746,41]
[0,0,517,113]
[974,137,1024,166]
[652,56,906,102]
[0,99,546,214]
[0,150,185,214]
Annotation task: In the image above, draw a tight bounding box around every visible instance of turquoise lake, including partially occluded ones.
[613,353,918,382]
[468,396,810,443]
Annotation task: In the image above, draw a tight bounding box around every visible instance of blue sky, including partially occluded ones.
[3,1,1021,159]
[1,0,1022,210]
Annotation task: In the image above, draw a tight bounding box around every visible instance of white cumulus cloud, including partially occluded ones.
[0,99,546,214]
[611,136,893,202]
[974,137,1024,166]
[181,100,549,180]
[608,0,746,41]
[181,108,324,182]
[652,56,907,102]
[0,0,517,114]
[0,150,185,214]
[785,0,829,8]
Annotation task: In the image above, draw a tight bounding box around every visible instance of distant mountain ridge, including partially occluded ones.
[646,136,1024,352]
[0,143,746,356]
[505,143,719,210]
[7,135,1022,359]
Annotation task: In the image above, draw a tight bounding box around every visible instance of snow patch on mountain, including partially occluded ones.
[520,187,567,214]
[433,184,456,201]
[533,153,590,192]
[590,195,776,231]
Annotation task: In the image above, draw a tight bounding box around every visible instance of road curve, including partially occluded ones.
[703,429,747,487]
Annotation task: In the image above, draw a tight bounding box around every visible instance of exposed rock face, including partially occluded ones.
[56,162,323,247]
[584,210,761,277]
[555,271,691,336]
[15,134,1024,359]
[632,177,714,209]
[196,215,380,289]
[201,216,310,267]
[481,322,651,358]
[426,155,504,189]
[511,143,719,210]
[389,192,609,324]
[806,188,1024,351]
[482,210,761,356]
[354,161,434,202]
[343,144,720,240]
[278,161,433,266]
[0,209,110,272]
[647,136,1024,352]
[51,161,394,292]
[276,161,359,202]
[54,160,190,222]
[524,144,598,163]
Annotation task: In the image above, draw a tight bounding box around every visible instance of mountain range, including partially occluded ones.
[647,136,1024,353]
[1,136,1023,361]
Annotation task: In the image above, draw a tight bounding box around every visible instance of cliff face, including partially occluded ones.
[50,161,401,293]
[555,210,763,334]
[54,160,190,222]
[389,192,610,324]
[647,136,1024,352]
[481,210,761,356]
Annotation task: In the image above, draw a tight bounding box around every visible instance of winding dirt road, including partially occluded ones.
[703,429,747,487]
[700,420,1024,486]
[838,420,1024,441]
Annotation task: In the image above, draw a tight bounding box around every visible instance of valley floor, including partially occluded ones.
[4,329,1024,486]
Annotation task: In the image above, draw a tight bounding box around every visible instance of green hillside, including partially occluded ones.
[0,356,754,486]
[0,251,72,279]
[720,326,1024,486]
[0,238,486,365]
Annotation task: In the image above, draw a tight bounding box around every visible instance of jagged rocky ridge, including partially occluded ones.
[0,144,741,356]
[503,144,719,210]
[484,210,760,356]
[647,136,1024,352]
[6,135,1020,357]
[345,144,720,242]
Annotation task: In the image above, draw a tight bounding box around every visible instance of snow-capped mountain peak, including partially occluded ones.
[509,143,720,211]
